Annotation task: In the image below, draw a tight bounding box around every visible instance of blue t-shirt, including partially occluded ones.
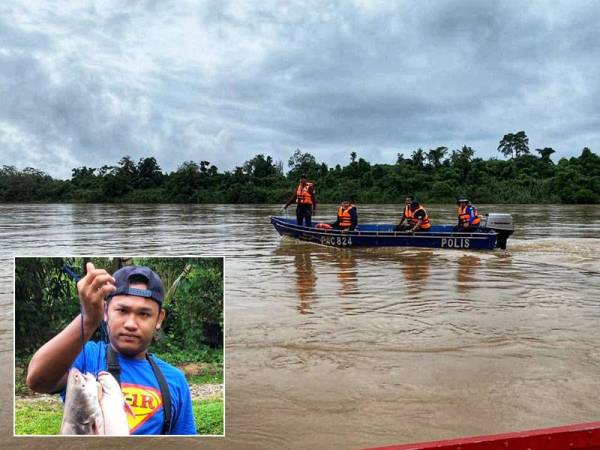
[60,341,196,435]
[466,205,478,224]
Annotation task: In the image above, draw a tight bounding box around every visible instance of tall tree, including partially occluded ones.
[199,161,211,174]
[118,155,138,178]
[535,147,556,162]
[136,157,163,188]
[242,154,278,178]
[165,161,201,200]
[426,146,448,168]
[411,149,425,168]
[498,131,530,158]
[450,146,474,179]
[287,149,320,179]
[71,166,97,188]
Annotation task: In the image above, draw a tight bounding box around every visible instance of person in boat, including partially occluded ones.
[283,174,317,227]
[406,200,431,232]
[394,195,415,231]
[455,197,481,231]
[330,200,357,231]
[26,263,197,435]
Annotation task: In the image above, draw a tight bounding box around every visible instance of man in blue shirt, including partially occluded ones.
[456,197,481,232]
[27,263,196,435]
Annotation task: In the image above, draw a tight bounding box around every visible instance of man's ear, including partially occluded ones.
[156,308,166,330]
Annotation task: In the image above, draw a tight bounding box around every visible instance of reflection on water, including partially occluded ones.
[294,253,317,315]
[319,250,359,297]
[456,255,481,295]
[1,203,600,450]
[400,252,433,299]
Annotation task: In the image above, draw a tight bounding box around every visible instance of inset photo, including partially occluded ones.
[14,256,224,436]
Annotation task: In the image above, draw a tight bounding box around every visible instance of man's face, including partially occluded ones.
[342,201,350,208]
[405,197,412,205]
[300,177,307,185]
[105,282,165,358]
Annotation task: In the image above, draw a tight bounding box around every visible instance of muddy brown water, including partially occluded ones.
[1,204,599,449]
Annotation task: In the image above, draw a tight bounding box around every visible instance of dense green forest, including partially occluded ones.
[2,132,599,204]
[15,257,223,361]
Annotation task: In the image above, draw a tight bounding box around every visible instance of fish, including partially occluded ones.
[97,371,132,435]
[60,368,105,435]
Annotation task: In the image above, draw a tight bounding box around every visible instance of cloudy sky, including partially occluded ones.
[1,0,599,179]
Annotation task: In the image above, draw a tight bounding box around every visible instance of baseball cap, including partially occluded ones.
[107,265,165,306]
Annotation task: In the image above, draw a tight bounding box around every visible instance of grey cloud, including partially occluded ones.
[0,19,49,51]
[1,53,129,151]
[2,0,600,178]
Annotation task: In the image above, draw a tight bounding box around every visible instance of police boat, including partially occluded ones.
[271,213,514,250]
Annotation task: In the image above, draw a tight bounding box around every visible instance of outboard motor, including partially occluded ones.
[483,213,514,249]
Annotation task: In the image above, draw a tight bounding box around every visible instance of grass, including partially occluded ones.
[15,396,223,435]
[153,346,223,365]
[14,365,30,396]
[15,399,62,435]
[187,370,223,385]
[193,398,224,435]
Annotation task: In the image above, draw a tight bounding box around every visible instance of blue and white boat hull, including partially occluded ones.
[271,216,505,250]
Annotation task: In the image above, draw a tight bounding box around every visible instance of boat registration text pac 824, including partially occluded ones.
[320,235,353,247]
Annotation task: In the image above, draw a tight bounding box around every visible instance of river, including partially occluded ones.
[1,203,599,449]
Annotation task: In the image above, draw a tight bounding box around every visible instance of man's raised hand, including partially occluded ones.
[76,262,116,328]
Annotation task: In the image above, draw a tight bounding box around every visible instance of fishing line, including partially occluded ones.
[101,306,111,373]
[63,265,115,377]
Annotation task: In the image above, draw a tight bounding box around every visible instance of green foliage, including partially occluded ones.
[287,148,322,180]
[15,257,80,357]
[498,131,530,158]
[134,257,224,351]
[15,364,29,396]
[1,134,599,204]
[0,165,69,202]
[153,346,223,365]
[193,399,224,435]
[15,257,223,362]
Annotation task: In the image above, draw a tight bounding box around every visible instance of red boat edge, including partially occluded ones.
[363,421,600,450]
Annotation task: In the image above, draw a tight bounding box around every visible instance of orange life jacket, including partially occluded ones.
[296,182,314,205]
[403,204,413,219]
[409,206,431,230]
[458,204,480,226]
[337,205,355,228]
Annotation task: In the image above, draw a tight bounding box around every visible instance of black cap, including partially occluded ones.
[107,265,164,306]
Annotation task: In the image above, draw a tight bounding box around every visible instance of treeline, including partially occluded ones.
[1,131,599,204]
